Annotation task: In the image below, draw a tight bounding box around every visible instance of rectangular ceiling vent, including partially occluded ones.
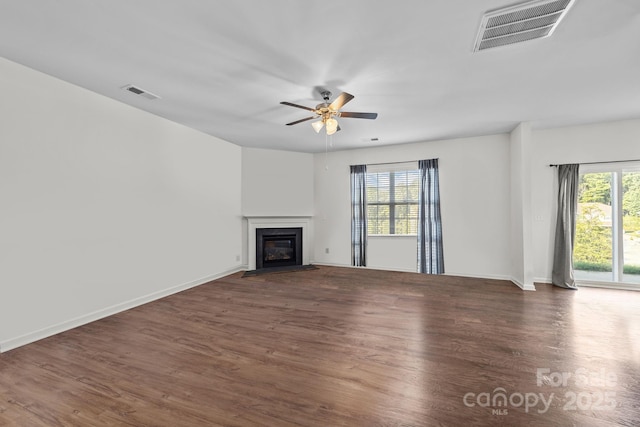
[121,84,161,100]
[473,0,575,52]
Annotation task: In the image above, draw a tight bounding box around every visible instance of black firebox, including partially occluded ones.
[256,227,302,270]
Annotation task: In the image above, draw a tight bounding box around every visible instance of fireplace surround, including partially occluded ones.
[245,216,312,271]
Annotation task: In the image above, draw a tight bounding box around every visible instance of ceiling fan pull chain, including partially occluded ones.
[324,132,329,170]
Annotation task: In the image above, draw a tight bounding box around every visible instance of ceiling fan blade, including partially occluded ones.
[280,101,316,112]
[329,92,354,110]
[285,116,316,126]
[339,112,378,120]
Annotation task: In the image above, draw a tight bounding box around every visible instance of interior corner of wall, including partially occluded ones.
[510,276,536,291]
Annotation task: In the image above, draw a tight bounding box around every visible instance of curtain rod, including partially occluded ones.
[549,159,640,167]
[361,158,439,167]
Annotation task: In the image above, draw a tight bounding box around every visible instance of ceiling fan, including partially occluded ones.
[280,91,377,135]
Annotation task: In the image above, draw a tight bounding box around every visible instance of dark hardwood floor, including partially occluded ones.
[1,266,639,426]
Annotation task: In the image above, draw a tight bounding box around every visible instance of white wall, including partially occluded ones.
[531,118,640,282]
[509,123,535,290]
[241,147,314,216]
[241,147,315,266]
[0,57,243,351]
[367,236,418,272]
[313,135,513,279]
[314,119,640,284]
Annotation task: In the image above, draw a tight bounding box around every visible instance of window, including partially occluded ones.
[574,164,640,284]
[366,168,419,235]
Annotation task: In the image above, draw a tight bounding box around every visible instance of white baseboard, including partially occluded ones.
[445,271,511,281]
[312,262,533,290]
[0,266,245,353]
[445,272,535,290]
[509,276,537,291]
[312,262,416,273]
[534,277,552,285]
[535,276,640,291]
[311,261,353,268]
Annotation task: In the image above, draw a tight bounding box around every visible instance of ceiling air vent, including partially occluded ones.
[473,0,575,52]
[121,84,161,100]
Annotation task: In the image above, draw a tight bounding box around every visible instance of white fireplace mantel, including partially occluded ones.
[245,216,312,270]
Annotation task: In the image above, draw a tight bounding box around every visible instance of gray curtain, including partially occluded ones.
[551,164,580,289]
[350,164,367,267]
[417,159,444,274]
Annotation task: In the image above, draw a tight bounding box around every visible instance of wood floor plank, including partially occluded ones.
[1,266,639,426]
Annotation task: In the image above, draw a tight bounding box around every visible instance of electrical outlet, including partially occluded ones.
[325,248,330,254]
[235,255,241,262]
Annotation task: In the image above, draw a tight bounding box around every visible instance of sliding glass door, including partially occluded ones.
[574,165,640,285]
[623,171,640,282]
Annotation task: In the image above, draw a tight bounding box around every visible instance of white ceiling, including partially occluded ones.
[1,1,639,153]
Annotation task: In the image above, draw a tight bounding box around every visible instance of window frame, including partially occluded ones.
[366,162,419,237]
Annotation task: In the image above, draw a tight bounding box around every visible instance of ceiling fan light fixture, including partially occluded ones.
[311,120,325,133]
[280,91,377,136]
[325,118,339,135]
